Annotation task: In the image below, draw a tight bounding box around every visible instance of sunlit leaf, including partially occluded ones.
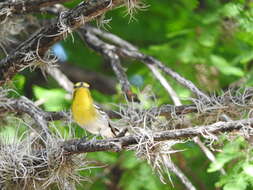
[33,86,69,111]
[210,55,244,77]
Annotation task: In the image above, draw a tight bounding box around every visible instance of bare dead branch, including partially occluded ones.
[63,118,253,154]
[0,94,198,122]
[0,0,120,85]
[148,63,222,178]
[147,64,197,189]
[162,155,196,190]
[1,96,70,122]
[79,27,139,102]
[118,49,211,102]
[0,0,71,22]
[86,25,138,51]
[46,66,74,93]
[79,26,211,102]
[147,64,181,106]
[193,137,226,175]
[1,96,54,140]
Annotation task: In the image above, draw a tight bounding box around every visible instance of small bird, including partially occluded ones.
[71,82,116,138]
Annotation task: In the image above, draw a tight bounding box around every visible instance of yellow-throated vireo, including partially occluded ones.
[71,82,116,138]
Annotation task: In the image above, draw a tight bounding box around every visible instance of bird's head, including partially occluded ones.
[73,82,91,99]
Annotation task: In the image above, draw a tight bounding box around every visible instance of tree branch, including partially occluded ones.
[118,49,211,102]
[79,27,139,102]
[80,26,211,102]
[0,0,71,22]
[63,118,253,154]
[0,0,121,85]
[147,64,181,106]
[0,96,70,122]
[162,156,196,190]
[0,94,197,121]
[46,66,74,93]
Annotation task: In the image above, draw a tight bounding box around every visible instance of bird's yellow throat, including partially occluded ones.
[72,87,97,126]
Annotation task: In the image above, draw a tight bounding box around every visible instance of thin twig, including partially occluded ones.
[86,25,138,51]
[46,66,73,93]
[148,65,222,184]
[79,27,139,102]
[82,26,211,102]
[118,49,211,102]
[162,155,196,190]
[148,65,197,189]
[147,64,181,106]
[1,96,70,122]
[0,0,70,22]
[193,137,226,175]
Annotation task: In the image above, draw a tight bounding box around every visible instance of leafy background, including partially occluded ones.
[4,0,253,189]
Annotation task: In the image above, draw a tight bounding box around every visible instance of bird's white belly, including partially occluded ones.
[82,119,106,134]
[81,116,114,138]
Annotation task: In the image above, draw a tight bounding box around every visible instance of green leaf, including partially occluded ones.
[121,152,142,169]
[33,86,69,111]
[223,177,247,190]
[13,74,26,92]
[243,163,253,177]
[178,43,195,63]
[221,3,243,18]
[210,55,244,77]
[88,152,118,164]
[208,137,245,172]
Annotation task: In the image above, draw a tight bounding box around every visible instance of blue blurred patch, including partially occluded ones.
[52,43,67,62]
[130,74,144,88]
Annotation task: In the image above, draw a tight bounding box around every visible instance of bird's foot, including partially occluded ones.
[109,141,122,152]
[79,135,89,143]
[116,128,128,137]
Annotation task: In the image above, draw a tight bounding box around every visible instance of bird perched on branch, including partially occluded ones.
[71,82,116,138]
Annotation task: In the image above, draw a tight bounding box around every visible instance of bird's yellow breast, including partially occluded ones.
[71,88,97,126]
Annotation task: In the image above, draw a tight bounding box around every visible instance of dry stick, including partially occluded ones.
[147,64,181,106]
[162,155,196,190]
[109,53,139,102]
[147,65,196,189]
[148,63,224,177]
[0,96,198,121]
[0,96,70,121]
[0,0,71,22]
[1,95,252,154]
[63,118,253,154]
[193,137,226,175]
[0,0,120,85]
[4,96,52,141]
[98,29,223,175]
[83,26,210,102]
[148,64,225,175]
[85,25,138,51]
[118,49,211,102]
[79,27,139,102]
[46,66,73,93]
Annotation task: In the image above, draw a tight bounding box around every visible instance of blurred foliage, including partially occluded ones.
[208,137,253,190]
[4,0,253,189]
